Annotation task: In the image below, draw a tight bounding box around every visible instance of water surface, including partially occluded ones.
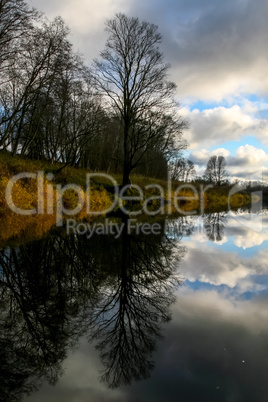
[1,209,268,402]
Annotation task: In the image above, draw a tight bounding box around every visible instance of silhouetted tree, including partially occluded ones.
[203,155,227,185]
[0,0,38,73]
[0,235,99,401]
[170,157,196,182]
[93,13,187,185]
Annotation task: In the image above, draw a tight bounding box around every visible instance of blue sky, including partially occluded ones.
[28,0,268,180]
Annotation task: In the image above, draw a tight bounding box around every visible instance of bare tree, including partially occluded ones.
[0,17,89,156]
[203,155,228,185]
[170,157,196,182]
[0,0,38,73]
[93,13,187,185]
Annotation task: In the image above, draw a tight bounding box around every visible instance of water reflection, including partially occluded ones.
[203,212,228,242]
[87,215,185,388]
[0,236,93,401]
[0,216,185,400]
[166,216,196,239]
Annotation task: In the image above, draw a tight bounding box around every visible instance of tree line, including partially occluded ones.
[0,2,189,182]
[0,1,230,185]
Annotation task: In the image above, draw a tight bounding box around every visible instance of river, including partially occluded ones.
[0,207,268,402]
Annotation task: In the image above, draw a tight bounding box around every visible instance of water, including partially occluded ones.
[1,208,268,402]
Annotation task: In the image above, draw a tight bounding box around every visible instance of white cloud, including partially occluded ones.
[182,104,268,150]
[29,0,129,59]
[234,231,268,249]
[229,145,268,179]
[190,147,230,165]
[167,0,268,100]
[236,144,268,165]
[188,138,268,179]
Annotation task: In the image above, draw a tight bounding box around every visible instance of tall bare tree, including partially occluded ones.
[203,155,228,185]
[0,0,38,73]
[93,13,187,185]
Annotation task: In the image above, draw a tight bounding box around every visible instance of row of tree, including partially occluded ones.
[0,1,228,185]
[170,154,228,185]
[0,2,111,170]
[0,2,189,182]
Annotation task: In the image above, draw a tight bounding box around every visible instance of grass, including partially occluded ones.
[0,150,254,246]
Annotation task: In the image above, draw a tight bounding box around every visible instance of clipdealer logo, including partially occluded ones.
[4,171,214,226]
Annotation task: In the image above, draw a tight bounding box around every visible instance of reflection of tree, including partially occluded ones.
[0,217,185,399]
[0,235,99,401]
[203,212,227,242]
[87,216,185,388]
[166,216,196,239]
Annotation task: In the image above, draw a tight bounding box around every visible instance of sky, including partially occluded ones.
[28,0,268,181]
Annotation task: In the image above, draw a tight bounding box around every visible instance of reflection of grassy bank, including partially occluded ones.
[205,185,253,211]
[0,151,253,245]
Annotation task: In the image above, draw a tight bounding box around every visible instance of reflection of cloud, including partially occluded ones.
[189,232,228,245]
[28,289,268,401]
[24,212,268,401]
[174,288,268,333]
[182,235,268,293]
[233,230,268,249]
[182,245,249,288]
[187,232,208,243]
[135,289,268,401]
[213,235,228,246]
[228,212,264,235]
[26,338,126,402]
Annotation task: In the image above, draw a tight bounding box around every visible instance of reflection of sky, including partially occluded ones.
[160,212,268,401]
[26,211,268,402]
[180,211,268,300]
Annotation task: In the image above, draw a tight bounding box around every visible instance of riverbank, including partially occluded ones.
[0,151,253,246]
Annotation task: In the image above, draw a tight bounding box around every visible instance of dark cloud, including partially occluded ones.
[126,0,268,99]
[29,0,268,99]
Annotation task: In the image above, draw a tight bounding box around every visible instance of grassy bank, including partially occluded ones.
[0,151,253,245]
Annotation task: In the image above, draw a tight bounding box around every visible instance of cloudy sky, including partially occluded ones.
[28,0,268,180]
